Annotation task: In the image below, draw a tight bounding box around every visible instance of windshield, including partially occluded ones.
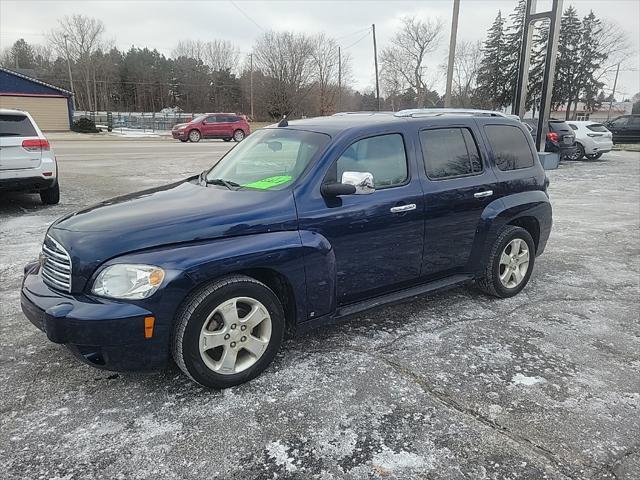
[205,128,330,190]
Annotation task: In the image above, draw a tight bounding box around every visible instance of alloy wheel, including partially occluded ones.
[498,238,530,289]
[199,297,272,375]
[233,130,245,142]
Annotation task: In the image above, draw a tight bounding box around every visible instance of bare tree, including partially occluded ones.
[450,40,482,107]
[310,34,351,115]
[592,19,634,87]
[49,15,105,110]
[172,40,205,62]
[203,40,239,72]
[253,31,314,118]
[380,16,444,107]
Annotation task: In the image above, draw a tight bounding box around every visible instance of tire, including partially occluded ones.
[476,226,535,298]
[188,130,201,143]
[179,138,188,143]
[40,183,60,205]
[172,275,285,388]
[223,138,232,142]
[586,152,603,160]
[233,129,245,142]
[567,143,584,160]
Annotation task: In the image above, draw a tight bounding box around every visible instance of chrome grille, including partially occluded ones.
[41,235,72,292]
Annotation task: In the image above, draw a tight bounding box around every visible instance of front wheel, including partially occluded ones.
[188,130,201,143]
[476,226,535,298]
[40,183,60,205]
[233,129,245,142]
[179,138,188,143]
[172,275,285,388]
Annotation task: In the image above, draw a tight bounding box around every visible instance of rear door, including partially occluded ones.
[0,113,41,171]
[418,123,498,277]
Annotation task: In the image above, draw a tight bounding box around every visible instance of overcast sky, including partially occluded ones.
[1,0,638,99]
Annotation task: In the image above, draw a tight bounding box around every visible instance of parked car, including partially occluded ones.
[22,110,552,388]
[0,109,60,205]
[604,114,640,143]
[523,118,577,158]
[172,113,250,143]
[566,121,613,160]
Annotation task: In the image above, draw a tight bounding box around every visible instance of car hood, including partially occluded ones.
[48,178,298,291]
[173,123,188,129]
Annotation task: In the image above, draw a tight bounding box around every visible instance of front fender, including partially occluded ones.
[104,231,308,328]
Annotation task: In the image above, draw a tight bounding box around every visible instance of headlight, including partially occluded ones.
[92,264,165,300]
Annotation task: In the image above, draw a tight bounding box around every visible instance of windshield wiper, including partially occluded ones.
[205,178,241,190]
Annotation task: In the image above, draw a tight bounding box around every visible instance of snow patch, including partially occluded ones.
[372,446,428,472]
[512,373,546,386]
[266,440,297,472]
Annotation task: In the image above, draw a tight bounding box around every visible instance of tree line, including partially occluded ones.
[0,3,634,120]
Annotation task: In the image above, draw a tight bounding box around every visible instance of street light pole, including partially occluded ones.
[250,53,254,119]
[607,62,620,120]
[372,24,380,111]
[63,34,76,110]
[338,46,342,112]
[444,0,460,108]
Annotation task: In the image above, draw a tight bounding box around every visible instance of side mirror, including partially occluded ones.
[342,171,375,194]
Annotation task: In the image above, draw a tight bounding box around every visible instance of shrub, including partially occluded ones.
[71,117,100,133]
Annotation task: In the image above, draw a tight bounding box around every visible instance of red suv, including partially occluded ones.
[172,114,250,143]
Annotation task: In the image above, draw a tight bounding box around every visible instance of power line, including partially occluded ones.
[335,26,371,41]
[229,0,265,32]
[342,28,372,50]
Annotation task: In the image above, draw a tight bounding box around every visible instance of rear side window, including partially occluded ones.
[0,114,37,137]
[484,125,535,171]
[335,134,408,188]
[586,124,608,132]
[420,128,482,179]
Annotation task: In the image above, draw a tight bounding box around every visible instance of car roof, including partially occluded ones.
[0,108,30,116]
[271,111,521,136]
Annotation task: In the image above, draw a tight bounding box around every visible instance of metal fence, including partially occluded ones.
[73,111,203,132]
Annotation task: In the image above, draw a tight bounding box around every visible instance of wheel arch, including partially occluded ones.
[508,216,540,253]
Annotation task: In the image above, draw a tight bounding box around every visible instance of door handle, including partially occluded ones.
[474,190,493,199]
[390,203,417,213]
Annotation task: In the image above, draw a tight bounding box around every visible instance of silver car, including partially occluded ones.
[566,120,614,160]
[0,109,59,204]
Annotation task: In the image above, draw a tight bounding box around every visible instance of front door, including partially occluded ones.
[297,133,424,305]
[201,115,219,138]
[418,125,498,278]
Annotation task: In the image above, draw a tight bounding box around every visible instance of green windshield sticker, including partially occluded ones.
[243,175,293,190]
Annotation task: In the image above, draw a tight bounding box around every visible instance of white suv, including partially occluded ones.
[0,109,59,204]
[566,121,613,160]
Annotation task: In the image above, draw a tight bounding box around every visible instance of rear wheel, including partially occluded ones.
[476,226,535,298]
[586,152,603,160]
[40,183,60,205]
[172,275,285,388]
[189,130,201,143]
[567,143,584,160]
[223,137,232,142]
[233,129,245,142]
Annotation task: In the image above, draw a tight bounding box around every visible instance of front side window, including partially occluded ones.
[484,125,535,171]
[205,128,330,190]
[334,134,408,188]
[206,116,218,123]
[611,117,628,127]
[420,128,482,179]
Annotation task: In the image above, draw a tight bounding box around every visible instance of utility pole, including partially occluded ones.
[607,62,620,120]
[444,0,460,108]
[63,34,76,110]
[372,24,381,111]
[337,46,342,112]
[250,53,254,119]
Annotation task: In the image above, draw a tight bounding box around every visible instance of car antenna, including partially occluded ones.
[277,115,288,127]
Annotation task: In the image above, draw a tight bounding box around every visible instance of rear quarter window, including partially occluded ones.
[484,125,535,171]
[0,114,37,137]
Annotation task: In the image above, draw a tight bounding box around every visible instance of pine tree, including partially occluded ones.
[503,0,527,108]
[526,19,550,116]
[476,11,508,109]
[554,6,582,117]
[577,11,606,113]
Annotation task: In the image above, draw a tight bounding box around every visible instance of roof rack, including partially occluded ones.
[332,111,393,116]
[394,108,510,118]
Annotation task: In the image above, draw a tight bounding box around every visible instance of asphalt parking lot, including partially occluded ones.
[0,137,639,480]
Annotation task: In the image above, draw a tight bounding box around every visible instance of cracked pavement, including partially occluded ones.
[1,138,639,479]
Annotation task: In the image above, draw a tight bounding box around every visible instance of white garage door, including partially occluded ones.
[0,95,70,131]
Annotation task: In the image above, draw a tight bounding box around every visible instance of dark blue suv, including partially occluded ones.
[21,110,552,388]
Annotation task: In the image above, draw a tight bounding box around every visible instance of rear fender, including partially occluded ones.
[469,191,552,274]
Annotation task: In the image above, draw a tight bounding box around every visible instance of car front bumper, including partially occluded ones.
[172,130,187,140]
[21,262,170,371]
